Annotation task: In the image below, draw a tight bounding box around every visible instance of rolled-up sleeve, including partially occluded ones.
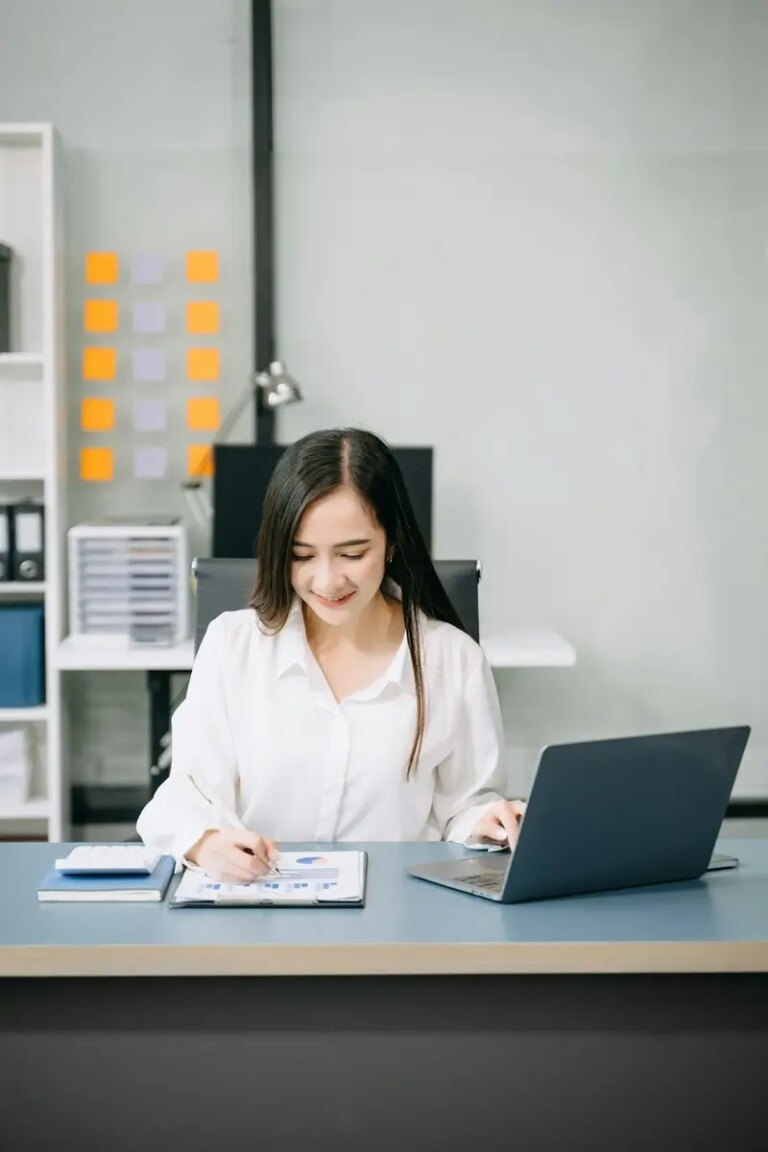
[432,656,509,844]
[136,615,239,866]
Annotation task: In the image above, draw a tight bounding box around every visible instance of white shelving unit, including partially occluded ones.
[0,124,66,839]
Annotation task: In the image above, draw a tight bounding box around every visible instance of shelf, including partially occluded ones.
[0,353,44,367]
[0,124,49,144]
[0,582,46,595]
[0,797,49,821]
[0,706,48,722]
[57,636,195,671]
[0,355,45,389]
[0,471,45,482]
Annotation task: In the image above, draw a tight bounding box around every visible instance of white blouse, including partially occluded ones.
[136,601,508,865]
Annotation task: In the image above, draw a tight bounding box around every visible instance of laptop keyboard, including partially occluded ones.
[454,856,509,890]
[458,873,503,890]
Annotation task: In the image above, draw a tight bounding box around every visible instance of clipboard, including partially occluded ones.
[169,850,368,908]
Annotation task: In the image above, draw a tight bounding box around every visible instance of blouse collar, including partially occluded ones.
[272,593,416,698]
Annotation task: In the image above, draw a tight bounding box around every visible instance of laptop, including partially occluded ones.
[407,726,750,903]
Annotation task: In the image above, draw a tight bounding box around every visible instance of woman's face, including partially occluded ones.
[290,485,388,628]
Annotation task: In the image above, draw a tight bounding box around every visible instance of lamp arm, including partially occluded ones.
[214,377,260,447]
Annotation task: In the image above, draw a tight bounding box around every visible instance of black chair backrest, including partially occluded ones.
[192,557,481,651]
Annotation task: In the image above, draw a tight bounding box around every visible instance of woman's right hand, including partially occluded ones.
[187,827,280,883]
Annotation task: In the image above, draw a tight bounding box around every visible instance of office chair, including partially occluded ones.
[192,557,482,650]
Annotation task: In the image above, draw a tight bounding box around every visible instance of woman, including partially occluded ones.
[137,428,524,881]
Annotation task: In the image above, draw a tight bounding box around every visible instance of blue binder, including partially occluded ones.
[0,603,45,707]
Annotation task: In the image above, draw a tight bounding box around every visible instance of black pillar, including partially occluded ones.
[252,0,276,444]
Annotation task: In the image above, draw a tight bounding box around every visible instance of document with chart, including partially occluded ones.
[170,851,367,907]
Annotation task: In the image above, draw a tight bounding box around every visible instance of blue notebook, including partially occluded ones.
[37,855,175,902]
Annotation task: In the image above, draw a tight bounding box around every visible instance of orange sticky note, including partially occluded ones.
[186,347,220,381]
[187,397,221,431]
[83,346,117,381]
[82,346,117,381]
[81,398,115,432]
[186,301,220,334]
[84,299,118,333]
[85,252,119,284]
[186,251,219,283]
[80,447,114,482]
[187,444,214,478]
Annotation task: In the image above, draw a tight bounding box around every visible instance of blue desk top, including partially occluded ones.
[1,839,767,976]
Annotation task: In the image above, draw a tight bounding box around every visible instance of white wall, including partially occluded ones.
[271,0,768,795]
[1,0,765,799]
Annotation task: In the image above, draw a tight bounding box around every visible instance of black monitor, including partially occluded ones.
[213,444,433,558]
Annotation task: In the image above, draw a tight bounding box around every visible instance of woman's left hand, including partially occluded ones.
[469,799,527,847]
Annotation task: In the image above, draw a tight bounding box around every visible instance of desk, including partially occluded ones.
[1,840,767,1150]
[480,624,576,667]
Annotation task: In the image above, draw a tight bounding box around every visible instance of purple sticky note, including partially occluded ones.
[131,254,164,285]
[132,348,166,382]
[133,399,167,433]
[134,446,168,480]
[132,301,166,335]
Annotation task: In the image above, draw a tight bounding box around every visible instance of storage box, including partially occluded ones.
[0,243,11,353]
[0,727,33,804]
[0,603,45,706]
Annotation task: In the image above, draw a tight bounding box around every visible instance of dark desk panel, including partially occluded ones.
[1,973,767,1151]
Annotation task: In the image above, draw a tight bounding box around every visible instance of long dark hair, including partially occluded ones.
[250,428,467,776]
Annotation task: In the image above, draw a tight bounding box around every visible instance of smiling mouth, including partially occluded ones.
[313,591,355,606]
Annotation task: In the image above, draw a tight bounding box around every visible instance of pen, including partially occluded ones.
[187,774,281,875]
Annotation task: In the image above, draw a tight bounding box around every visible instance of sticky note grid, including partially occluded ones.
[79,248,222,482]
